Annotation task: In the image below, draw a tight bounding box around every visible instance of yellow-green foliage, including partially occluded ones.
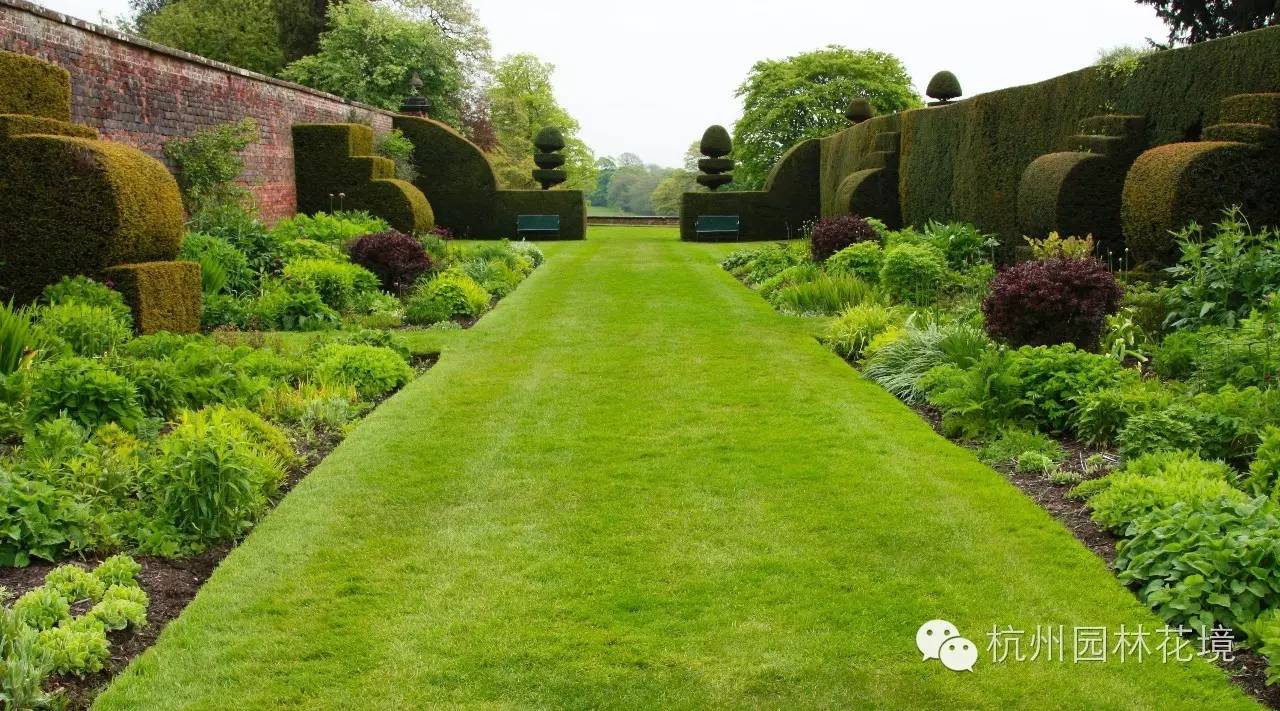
[393,116,586,239]
[1,135,185,305]
[0,114,96,140]
[292,123,434,234]
[1122,140,1278,265]
[0,50,72,120]
[680,139,821,241]
[101,262,202,335]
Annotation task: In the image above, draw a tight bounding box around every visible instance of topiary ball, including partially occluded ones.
[927,71,962,104]
[809,215,878,262]
[845,98,875,123]
[534,127,565,153]
[700,125,732,158]
[982,257,1123,349]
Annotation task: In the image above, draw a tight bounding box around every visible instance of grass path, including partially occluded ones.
[97,227,1253,709]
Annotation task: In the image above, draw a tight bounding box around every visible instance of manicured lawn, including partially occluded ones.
[96,227,1253,708]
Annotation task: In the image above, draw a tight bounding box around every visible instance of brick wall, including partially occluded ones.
[0,0,395,222]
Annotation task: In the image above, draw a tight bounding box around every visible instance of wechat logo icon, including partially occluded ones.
[916,619,978,672]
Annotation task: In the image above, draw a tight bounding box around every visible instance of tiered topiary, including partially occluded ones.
[845,98,875,124]
[697,125,735,191]
[0,50,197,333]
[926,71,963,106]
[532,127,567,190]
[292,123,435,232]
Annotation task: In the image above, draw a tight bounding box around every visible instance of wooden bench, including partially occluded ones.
[517,214,561,238]
[695,214,740,239]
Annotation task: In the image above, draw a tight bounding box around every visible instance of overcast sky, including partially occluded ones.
[38,0,1169,167]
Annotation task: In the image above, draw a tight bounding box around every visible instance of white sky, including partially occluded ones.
[38,0,1170,167]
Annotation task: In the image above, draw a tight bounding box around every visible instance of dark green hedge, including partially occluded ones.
[494,191,585,240]
[1123,141,1279,265]
[394,116,585,239]
[816,25,1280,255]
[680,139,821,241]
[1018,152,1128,253]
[292,123,434,233]
[1,135,185,304]
[0,50,72,120]
[102,261,201,334]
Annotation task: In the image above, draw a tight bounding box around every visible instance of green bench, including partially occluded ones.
[517,214,561,238]
[695,214,740,239]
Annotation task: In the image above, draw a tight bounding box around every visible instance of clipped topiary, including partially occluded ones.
[845,98,875,123]
[809,215,878,262]
[532,127,568,190]
[292,123,434,233]
[926,71,962,105]
[697,125,736,192]
[982,257,1123,349]
[534,127,565,153]
[700,125,733,158]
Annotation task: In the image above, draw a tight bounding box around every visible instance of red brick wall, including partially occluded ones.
[0,0,395,222]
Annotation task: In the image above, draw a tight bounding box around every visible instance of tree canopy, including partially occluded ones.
[140,0,287,75]
[732,45,920,189]
[281,1,465,122]
[1136,0,1280,44]
[486,54,596,194]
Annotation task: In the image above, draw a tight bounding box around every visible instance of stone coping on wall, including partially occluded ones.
[2,0,394,120]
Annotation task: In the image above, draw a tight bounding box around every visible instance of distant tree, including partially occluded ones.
[651,170,702,216]
[733,46,920,189]
[128,0,173,32]
[486,54,597,194]
[1136,0,1279,44]
[590,156,618,206]
[282,1,464,122]
[141,0,287,74]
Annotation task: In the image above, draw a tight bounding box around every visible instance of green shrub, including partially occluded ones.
[921,350,1028,439]
[1117,408,1203,459]
[823,304,899,360]
[375,128,418,182]
[40,276,132,325]
[0,603,57,709]
[1244,427,1280,498]
[88,584,147,631]
[1116,497,1280,632]
[252,282,341,332]
[163,118,257,214]
[314,344,413,399]
[42,565,105,604]
[331,328,411,360]
[92,554,142,589]
[270,210,389,246]
[405,270,490,325]
[977,428,1065,467]
[283,259,380,312]
[12,587,69,631]
[1004,345,1132,433]
[187,203,286,274]
[863,319,991,403]
[769,274,880,316]
[880,244,946,305]
[1151,329,1199,380]
[179,232,254,295]
[27,358,143,429]
[756,263,821,299]
[826,242,883,283]
[0,299,36,376]
[35,302,132,358]
[922,221,995,268]
[36,615,109,676]
[510,240,545,267]
[0,470,96,567]
[459,258,522,298]
[281,238,344,262]
[1078,451,1242,531]
[144,407,285,550]
[1071,379,1181,445]
[201,294,253,331]
[1163,208,1280,330]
